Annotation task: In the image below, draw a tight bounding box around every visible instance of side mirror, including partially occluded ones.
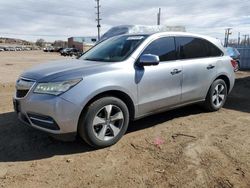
[139,54,160,66]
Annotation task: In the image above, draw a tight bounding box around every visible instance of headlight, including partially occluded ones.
[34,79,82,95]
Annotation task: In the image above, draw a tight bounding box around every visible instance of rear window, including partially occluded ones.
[205,40,223,57]
[176,37,223,59]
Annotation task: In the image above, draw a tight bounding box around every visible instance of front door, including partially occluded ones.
[136,37,183,116]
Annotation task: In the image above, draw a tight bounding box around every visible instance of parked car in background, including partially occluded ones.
[24,47,32,51]
[226,47,240,71]
[60,48,71,56]
[15,47,22,51]
[0,48,4,51]
[14,32,235,148]
[54,47,64,53]
[43,47,54,52]
[0,46,36,51]
[60,48,80,56]
[5,47,16,51]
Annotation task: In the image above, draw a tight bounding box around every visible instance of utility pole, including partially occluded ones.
[224,30,227,47]
[224,28,232,47]
[237,32,240,46]
[95,0,101,41]
[157,8,161,25]
[243,34,248,46]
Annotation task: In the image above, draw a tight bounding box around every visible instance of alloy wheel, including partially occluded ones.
[92,104,124,141]
[212,84,226,107]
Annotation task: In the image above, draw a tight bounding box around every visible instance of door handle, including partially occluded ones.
[171,69,182,75]
[207,64,215,70]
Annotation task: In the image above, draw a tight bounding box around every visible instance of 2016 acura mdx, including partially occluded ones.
[14,32,235,148]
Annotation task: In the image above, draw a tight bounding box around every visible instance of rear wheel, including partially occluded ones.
[236,60,240,71]
[78,97,129,148]
[204,79,227,112]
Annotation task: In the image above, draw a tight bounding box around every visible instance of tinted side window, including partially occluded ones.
[176,37,208,59]
[176,37,223,59]
[141,37,177,61]
[204,40,223,57]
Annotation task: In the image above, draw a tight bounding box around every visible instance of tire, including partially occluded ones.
[236,61,240,71]
[204,79,228,112]
[233,61,240,72]
[78,97,129,148]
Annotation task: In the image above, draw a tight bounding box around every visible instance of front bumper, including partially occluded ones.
[13,93,83,135]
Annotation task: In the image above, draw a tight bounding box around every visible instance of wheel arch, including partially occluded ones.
[77,90,136,130]
[204,74,231,99]
[214,74,230,94]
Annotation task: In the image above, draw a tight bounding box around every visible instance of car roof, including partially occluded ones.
[150,31,217,41]
[121,31,226,57]
[123,31,220,42]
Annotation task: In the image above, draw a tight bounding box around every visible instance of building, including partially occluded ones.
[68,36,97,52]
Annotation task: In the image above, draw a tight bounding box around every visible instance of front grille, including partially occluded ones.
[15,78,35,98]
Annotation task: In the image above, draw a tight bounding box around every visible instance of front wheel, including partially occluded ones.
[78,97,129,148]
[204,79,228,112]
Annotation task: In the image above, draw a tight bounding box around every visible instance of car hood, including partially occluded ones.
[20,59,113,82]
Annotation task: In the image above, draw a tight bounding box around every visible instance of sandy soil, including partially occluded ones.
[0,51,67,84]
[0,51,250,188]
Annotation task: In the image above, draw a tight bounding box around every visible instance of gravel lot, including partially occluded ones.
[0,51,250,188]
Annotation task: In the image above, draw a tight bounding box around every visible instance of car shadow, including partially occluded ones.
[224,75,250,113]
[0,105,204,162]
[0,112,94,162]
[127,105,203,133]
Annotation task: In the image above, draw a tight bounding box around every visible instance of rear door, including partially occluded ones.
[175,37,223,103]
[136,37,182,116]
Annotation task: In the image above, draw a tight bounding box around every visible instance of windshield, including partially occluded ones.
[80,35,147,62]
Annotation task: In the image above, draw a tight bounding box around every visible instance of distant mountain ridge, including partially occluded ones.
[0,37,33,45]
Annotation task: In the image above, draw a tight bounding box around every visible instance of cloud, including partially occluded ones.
[0,0,249,42]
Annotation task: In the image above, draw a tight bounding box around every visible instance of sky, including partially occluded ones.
[0,0,250,42]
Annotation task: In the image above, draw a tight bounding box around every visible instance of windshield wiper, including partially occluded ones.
[84,58,105,61]
[84,58,114,62]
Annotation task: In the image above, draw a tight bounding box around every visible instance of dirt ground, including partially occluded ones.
[0,51,250,188]
[0,51,67,84]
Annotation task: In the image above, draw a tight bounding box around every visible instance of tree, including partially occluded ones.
[53,40,67,48]
[36,39,45,47]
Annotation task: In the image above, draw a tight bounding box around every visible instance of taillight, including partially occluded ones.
[231,59,237,69]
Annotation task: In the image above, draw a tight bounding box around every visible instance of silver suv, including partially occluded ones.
[14,32,235,148]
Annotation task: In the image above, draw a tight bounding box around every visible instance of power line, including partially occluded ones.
[95,0,101,41]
